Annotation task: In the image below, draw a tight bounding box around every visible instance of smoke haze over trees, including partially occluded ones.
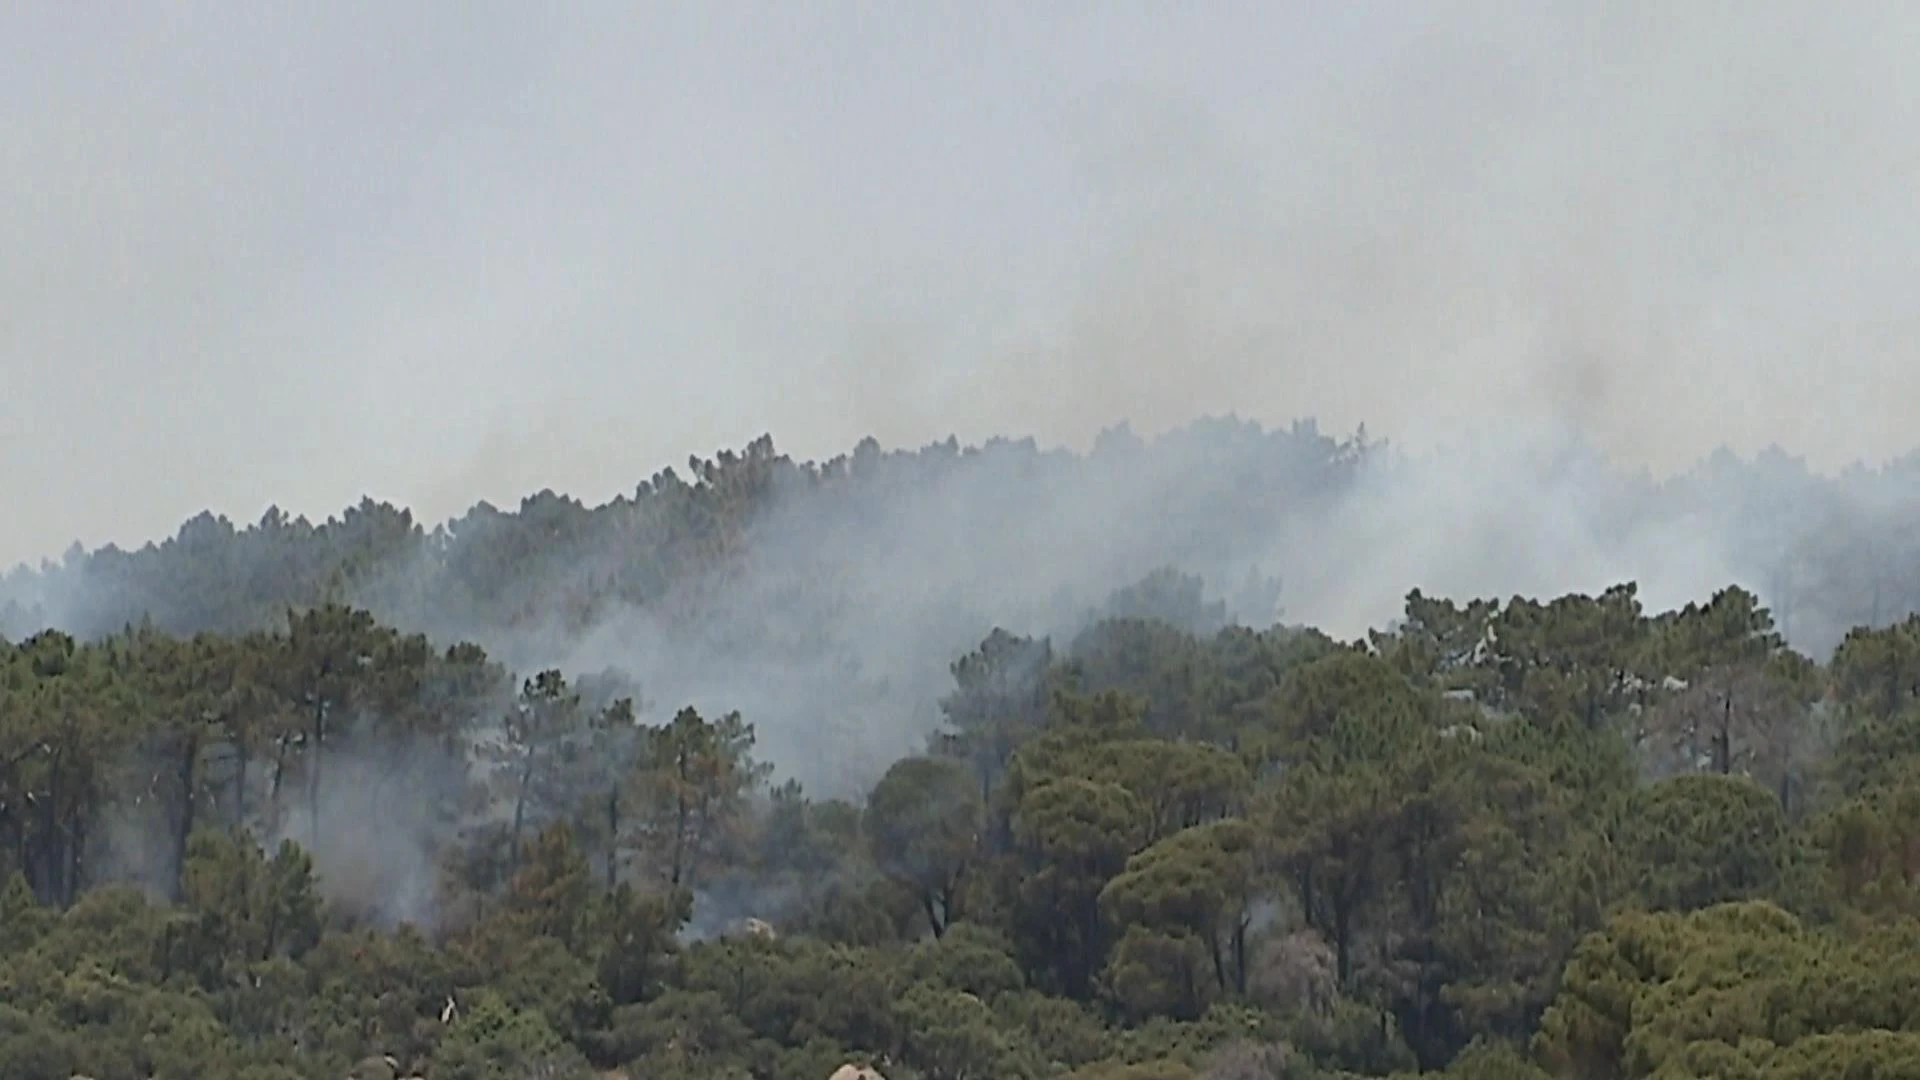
[11,3,1920,1076]
[6,455,1920,1074]
[6,420,1918,796]
[9,4,1920,571]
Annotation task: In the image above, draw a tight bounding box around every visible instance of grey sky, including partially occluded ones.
[5,3,1919,568]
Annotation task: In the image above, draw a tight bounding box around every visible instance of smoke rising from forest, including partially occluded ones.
[7,420,1917,791]
[7,4,1920,927]
[6,4,1920,566]
[14,415,1919,931]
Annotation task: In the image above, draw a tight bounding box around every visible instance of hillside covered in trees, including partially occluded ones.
[6,419,1920,794]
[5,421,1920,1079]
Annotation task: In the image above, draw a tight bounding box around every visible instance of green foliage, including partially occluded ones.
[1624,774,1795,913]
[435,989,591,1079]
[7,562,1920,1077]
[1533,900,1920,1077]
[867,755,983,937]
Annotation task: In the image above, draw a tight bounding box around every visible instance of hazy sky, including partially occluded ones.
[5,2,1919,568]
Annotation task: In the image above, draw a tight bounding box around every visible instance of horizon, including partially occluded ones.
[8,412,1914,571]
[9,5,1920,571]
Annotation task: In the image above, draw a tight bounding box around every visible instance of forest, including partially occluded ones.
[5,421,1920,1079]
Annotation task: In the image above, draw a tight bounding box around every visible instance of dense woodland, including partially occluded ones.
[5,424,1920,1079]
[7,420,1920,665]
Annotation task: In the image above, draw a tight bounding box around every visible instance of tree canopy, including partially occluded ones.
[4,426,1920,1079]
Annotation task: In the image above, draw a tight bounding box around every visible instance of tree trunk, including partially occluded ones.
[1209,928,1228,991]
[604,788,620,891]
[1333,900,1354,989]
[1728,687,1743,772]
[65,803,87,906]
[41,748,63,906]
[233,735,250,831]
[1232,916,1249,995]
[269,734,290,815]
[307,699,325,848]
[510,759,534,866]
[172,728,201,902]
[670,791,689,887]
